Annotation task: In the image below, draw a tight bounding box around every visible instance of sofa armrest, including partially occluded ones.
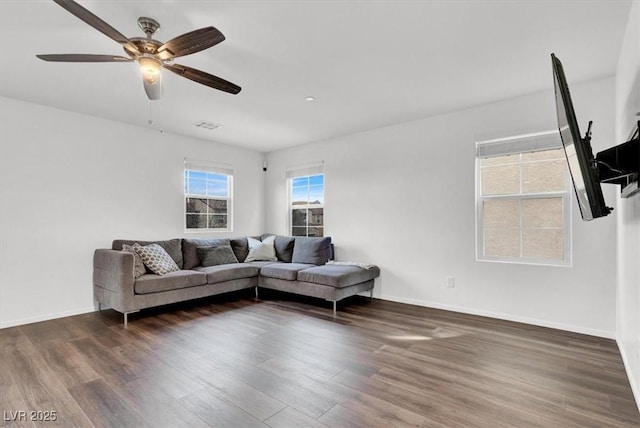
[93,249,135,295]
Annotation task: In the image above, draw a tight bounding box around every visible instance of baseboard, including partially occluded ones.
[0,306,96,329]
[380,294,616,339]
[617,338,640,413]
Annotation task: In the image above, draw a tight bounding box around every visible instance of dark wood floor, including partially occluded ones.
[1,290,639,427]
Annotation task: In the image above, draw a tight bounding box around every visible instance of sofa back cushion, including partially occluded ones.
[261,234,295,262]
[230,237,250,262]
[291,236,332,265]
[113,239,183,269]
[182,238,230,270]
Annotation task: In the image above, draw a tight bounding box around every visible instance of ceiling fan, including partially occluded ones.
[36,0,241,100]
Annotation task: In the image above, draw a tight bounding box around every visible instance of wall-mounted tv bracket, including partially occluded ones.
[596,120,640,198]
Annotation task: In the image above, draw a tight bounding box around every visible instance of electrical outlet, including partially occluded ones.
[446,276,455,288]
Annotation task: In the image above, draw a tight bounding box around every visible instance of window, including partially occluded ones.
[184,160,233,231]
[290,174,324,236]
[287,163,324,237]
[476,131,571,266]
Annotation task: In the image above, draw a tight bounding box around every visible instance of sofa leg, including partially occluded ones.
[370,289,373,301]
[332,300,337,316]
[98,302,102,313]
[123,311,139,328]
[255,286,259,300]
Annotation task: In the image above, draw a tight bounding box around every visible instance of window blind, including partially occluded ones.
[184,158,233,176]
[476,130,562,158]
[285,161,324,179]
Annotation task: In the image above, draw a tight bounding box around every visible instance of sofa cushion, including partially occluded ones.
[261,234,295,263]
[245,236,278,262]
[133,243,181,276]
[260,263,317,281]
[291,236,332,265]
[244,261,283,268]
[182,238,230,270]
[113,239,183,269]
[121,244,146,278]
[196,245,239,267]
[193,264,260,284]
[134,270,207,294]
[297,264,380,288]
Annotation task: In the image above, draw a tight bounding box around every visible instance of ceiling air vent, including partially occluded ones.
[194,120,221,130]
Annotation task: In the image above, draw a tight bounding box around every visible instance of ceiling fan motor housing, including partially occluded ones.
[137,17,160,36]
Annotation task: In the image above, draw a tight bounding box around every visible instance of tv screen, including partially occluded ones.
[551,53,611,220]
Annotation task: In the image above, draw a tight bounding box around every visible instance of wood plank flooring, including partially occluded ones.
[1,290,639,427]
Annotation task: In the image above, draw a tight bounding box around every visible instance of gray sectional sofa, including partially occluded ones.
[93,234,380,326]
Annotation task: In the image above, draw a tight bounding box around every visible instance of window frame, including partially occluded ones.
[288,173,325,237]
[184,168,233,233]
[475,132,572,267]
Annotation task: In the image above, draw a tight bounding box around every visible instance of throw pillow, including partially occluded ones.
[183,238,230,269]
[113,239,183,268]
[244,236,278,262]
[121,244,146,278]
[133,243,180,275]
[196,245,239,267]
[291,236,332,265]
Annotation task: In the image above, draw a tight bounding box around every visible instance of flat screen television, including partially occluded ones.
[551,53,612,220]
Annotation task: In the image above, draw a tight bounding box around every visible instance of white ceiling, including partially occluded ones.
[0,0,633,152]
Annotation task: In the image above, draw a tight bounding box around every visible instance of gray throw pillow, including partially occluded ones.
[133,243,180,275]
[121,244,146,278]
[291,236,332,265]
[196,245,239,267]
[183,238,230,269]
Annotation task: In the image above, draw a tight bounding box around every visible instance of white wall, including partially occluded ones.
[266,77,618,338]
[0,97,266,328]
[615,0,640,409]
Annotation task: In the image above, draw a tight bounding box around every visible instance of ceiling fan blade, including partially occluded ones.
[156,27,225,60]
[163,63,241,94]
[52,0,139,54]
[36,54,133,62]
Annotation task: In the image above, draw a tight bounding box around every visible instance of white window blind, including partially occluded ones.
[286,161,324,179]
[476,130,561,158]
[184,158,233,176]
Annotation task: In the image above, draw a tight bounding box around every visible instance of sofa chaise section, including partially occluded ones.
[259,263,380,314]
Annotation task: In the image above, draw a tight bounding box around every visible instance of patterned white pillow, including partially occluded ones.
[133,243,180,275]
[245,236,278,262]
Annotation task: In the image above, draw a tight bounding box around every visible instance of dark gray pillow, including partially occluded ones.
[196,245,239,267]
[182,238,230,269]
[291,236,332,265]
[113,239,183,269]
[261,234,295,262]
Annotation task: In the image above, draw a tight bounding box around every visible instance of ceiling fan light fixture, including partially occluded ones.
[138,56,162,83]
